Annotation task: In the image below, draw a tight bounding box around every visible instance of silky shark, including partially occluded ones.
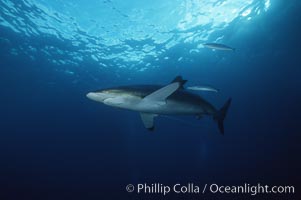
[86,76,231,134]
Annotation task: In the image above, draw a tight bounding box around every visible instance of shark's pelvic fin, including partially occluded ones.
[140,113,157,131]
[142,82,180,102]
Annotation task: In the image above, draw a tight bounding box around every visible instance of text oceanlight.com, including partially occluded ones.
[125,183,295,196]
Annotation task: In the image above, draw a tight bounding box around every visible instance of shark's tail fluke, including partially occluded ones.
[213,98,232,134]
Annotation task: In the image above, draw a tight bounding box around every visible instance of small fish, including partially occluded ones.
[187,86,219,93]
[203,43,235,51]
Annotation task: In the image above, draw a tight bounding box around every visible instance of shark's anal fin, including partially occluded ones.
[143,82,180,102]
[140,113,157,131]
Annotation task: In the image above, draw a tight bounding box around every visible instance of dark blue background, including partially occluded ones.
[0,1,300,199]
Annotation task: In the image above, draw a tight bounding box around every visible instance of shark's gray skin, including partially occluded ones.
[86,76,231,134]
[203,43,235,51]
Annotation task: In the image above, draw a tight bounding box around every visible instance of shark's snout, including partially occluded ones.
[86,91,113,102]
[86,92,97,100]
[86,92,104,102]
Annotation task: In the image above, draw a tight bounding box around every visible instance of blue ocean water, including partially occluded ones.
[0,0,300,199]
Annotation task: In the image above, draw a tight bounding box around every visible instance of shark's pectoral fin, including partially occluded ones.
[140,113,158,131]
[142,82,180,102]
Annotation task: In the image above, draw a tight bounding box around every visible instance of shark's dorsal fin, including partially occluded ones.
[171,76,187,89]
[140,113,157,131]
[143,82,180,102]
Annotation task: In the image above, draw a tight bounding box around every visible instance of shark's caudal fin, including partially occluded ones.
[213,98,232,134]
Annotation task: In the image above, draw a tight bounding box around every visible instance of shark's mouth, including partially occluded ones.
[103,97,125,106]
